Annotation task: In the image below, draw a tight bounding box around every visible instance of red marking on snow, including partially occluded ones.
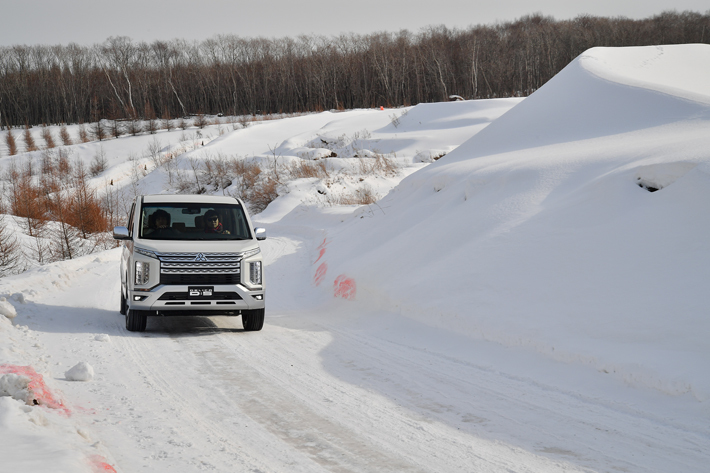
[314,248,327,264]
[0,364,71,416]
[317,238,328,251]
[334,275,356,300]
[76,405,98,415]
[314,263,328,286]
[89,455,117,473]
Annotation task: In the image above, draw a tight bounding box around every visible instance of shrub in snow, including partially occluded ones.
[0,373,31,403]
[65,362,94,381]
[0,298,17,320]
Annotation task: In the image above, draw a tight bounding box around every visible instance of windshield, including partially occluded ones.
[139,203,252,240]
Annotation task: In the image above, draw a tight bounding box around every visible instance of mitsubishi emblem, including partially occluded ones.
[194,253,207,262]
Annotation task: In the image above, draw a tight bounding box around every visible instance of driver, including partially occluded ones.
[203,210,230,234]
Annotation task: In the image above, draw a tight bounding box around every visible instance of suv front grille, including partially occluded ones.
[156,252,242,285]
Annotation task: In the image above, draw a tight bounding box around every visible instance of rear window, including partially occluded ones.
[139,203,252,240]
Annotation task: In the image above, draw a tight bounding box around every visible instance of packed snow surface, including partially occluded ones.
[0,44,709,473]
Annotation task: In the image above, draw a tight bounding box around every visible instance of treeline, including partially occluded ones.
[1,11,709,127]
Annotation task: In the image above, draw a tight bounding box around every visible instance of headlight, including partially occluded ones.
[249,261,262,285]
[135,261,150,285]
[241,247,261,259]
[135,247,158,259]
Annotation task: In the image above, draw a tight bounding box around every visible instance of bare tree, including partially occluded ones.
[78,124,90,143]
[41,126,56,149]
[90,120,107,141]
[47,187,82,261]
[69,160,108,238]
[126,117,143,135]
[144,100,158,134]
[162,110,173,131]
[90,146,108,176]
[193,113,208,129]
[23,125,37,152]
[5,128,17,155]
[59,124,72,145]
[146,137,163,168]
[0,214,23,276]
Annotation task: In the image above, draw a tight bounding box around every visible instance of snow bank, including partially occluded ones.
[0,373,31,403]
[0,297,17,320]
[321,44,710,400]
[445,44,710,159]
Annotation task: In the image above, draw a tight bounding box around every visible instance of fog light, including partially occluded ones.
[252,294,263,300]
[133,295,148,301]
[135,261,150,285]
[249,261,262,285]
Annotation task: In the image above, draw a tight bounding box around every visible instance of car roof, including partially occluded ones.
[141,194,239,205]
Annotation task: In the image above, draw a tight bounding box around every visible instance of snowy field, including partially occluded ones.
[1,44,709,472]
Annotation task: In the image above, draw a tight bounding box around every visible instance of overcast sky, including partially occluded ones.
[2,0,708,46]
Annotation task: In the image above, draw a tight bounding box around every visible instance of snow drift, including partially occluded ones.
[320,44,710,400]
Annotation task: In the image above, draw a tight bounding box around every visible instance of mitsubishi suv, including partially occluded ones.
[113,194,266,332]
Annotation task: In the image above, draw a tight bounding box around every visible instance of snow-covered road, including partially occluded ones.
[4,225,707,473]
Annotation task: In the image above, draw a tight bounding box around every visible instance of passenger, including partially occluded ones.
[203,210,230,234]
[153,209,170,230]
[147,209,175,237]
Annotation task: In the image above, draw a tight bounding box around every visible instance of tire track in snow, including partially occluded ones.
[167,323,426,473]
[107,321,270,472]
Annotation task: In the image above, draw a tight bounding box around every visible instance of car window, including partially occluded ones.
[139,203,252,240]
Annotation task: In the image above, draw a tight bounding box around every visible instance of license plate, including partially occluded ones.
[188,286,214,298]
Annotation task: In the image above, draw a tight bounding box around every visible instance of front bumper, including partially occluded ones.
[128,283,265,315]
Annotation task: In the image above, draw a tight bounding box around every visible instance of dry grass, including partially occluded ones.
[358,153,398,176]
[288,160,330,179]
[328,185,379,206]
[249,177,280,214]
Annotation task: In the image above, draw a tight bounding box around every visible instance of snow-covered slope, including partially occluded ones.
[319,44,710,401]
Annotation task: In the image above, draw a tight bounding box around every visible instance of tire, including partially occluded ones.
[126,309,148,332]
[242,308,265,331]
[120,285,127,316]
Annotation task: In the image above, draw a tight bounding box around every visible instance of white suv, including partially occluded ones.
[113,194,266,332]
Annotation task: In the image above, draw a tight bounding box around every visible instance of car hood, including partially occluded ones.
[134,239,260,255]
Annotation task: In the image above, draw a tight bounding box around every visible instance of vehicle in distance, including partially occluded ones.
[113,194,266,332]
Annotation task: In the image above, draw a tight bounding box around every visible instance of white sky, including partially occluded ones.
[1,0,709,46]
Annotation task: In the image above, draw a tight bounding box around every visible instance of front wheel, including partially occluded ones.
[126,309,147,332]
[242,308,265,331]
[120,285,127,316]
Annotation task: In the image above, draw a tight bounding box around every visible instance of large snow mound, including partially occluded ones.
[447,44,710,159]
[321,44,710,400]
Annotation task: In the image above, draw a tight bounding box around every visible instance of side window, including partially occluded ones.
[127,203,136,236]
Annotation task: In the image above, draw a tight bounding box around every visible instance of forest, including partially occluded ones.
[1,10,709,128]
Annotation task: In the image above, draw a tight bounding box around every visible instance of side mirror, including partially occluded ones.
[113,226,130,240]
[254,227,267,241]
